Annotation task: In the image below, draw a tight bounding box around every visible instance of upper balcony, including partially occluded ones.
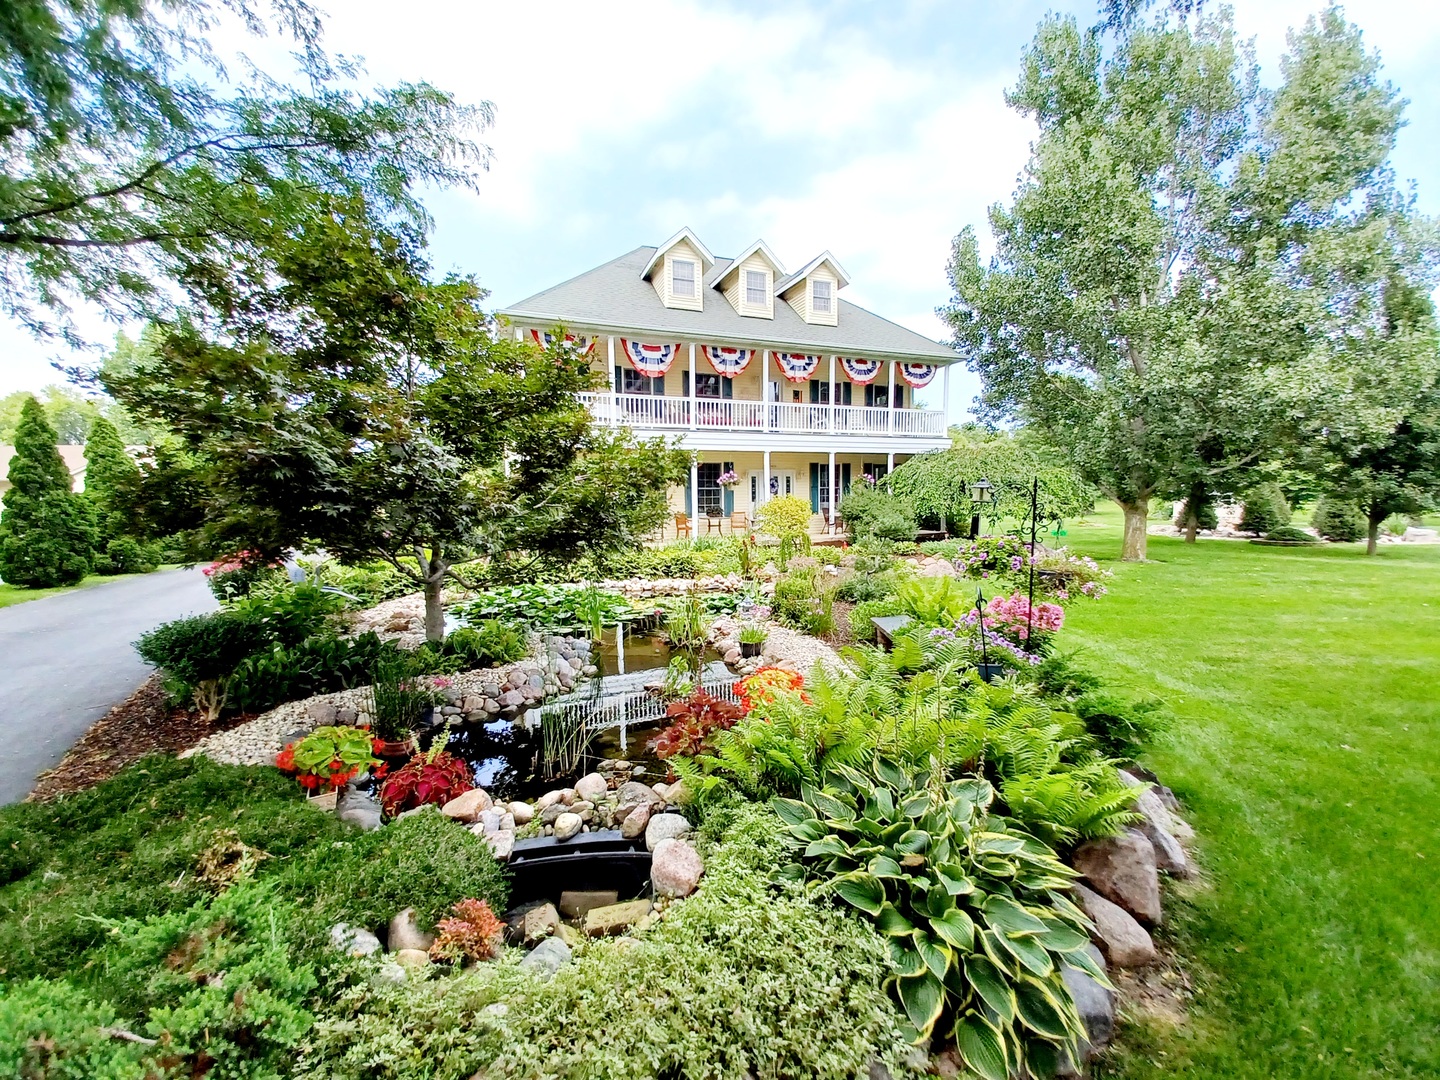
[577,392,948,439]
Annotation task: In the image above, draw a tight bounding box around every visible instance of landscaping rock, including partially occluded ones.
[479,829,514,861]
[370,961,408,987]
[523,902,560,943]
[1143,817,1194,879]
[575,772,608,803]
[1060,946,1116,1070]
[519,935,572,977]
[440,788,493,823]
[388,907,435,953]
[557,787,578,805]
[645,812,692,851]
[620,802,652,839]
[509,801,535,825]
[394,948,431,969]
[650,838,704,898]
[329,923,381,957]
[1072,830,1162,927]
[540,803,568,826]
[582,898,652,937]
[617,781,663,811]
[559,890,619,919]
[335,788,383,831]
[553,812,583,841]
[536,789,565,811]
[1072,883,1156,968]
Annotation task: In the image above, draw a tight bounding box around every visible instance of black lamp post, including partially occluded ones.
[968,478,993,539]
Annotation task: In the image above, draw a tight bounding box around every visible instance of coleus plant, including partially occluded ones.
[276,725,384,791]
[379,740,475,818]
[649,690,744,760]
[773,754,1107,1078]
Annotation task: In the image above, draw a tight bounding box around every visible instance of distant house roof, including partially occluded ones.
[0,444,88,492]
[501,245,957,363]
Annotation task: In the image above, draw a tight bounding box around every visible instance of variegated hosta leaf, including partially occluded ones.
[803,835,849,859]
[876,902,915,936]
[995,929,1055,977]
[931,908,977,951]
[955,1010,1009,1080]
[897,971,946,1038]
[900,791,933,818]
[869,854,905,878]
[983,895,1051,936]
[964,953,1017,1022]
[896,829,931,854]
[888,936,927,977]
[770,797,814,827]
[832,871,886,916]
[1014,979,1071,1040]
[789,819,829,843]
[802,783,856,823]
[937,862,976,895]
[973,832,1027,856]
[913,930,951,981]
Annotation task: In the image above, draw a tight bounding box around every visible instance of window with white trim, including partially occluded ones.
[745,269,766,305]
[812,279,832,313]
[672,258,696,297]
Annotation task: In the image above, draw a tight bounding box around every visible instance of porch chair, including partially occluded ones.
[729,511,749,533]
[829,514,847,537]
[674,513,692,539]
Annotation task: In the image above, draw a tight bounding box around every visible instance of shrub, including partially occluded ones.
[839,484,917,542]
[0,979,157,1079]
[0,396,95,587]
[1239,483,1291,535]
[1382,513,1414,537]
[134,611,271,719]
[228,631,398,715]
[599,545,703,579]
[301,805,913,1080]
[775,756,1107,1068]
[849,595,907,639]
[438,621,528,668]
[94,535,157,575]
[202,551,283,600]
[755,495,812,545]
[1072,691,1171,760]
[772,570,835,636]
[1311,496,1366,541]
[430,898,505,963]
[1264,525,1318,543]
[836,568,898,603]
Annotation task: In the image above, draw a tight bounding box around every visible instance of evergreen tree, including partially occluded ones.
[0,397,95,587]
[82,415,137,545]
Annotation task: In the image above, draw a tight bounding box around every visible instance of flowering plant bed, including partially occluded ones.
[276,725,384,791]
[736,667,806,712]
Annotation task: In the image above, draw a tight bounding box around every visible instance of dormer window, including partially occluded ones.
[673,258,696,298]
[745,269,767,306]
[812,279,833,314]
[777,250,850,325]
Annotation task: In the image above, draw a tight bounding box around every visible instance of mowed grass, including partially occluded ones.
[0,570,149,609]
[1058,509,1439,1079]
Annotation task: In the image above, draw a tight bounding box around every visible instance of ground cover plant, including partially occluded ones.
[1059,507,1440,1079]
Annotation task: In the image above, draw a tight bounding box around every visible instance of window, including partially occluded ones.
[697,463,723,515]
[745,269,767,305]
[672,258,696,297]
[695,373,722,398]
[812,279,832,313]
[618,367,663,395]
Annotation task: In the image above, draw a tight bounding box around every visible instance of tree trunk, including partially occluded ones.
[1120,501,1148,561]
[1366,517,1380,556]
[1184,511,1198,543]
[423,575,446,641]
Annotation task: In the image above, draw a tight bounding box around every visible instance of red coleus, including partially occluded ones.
[649,690,745,760]
[379,750,474,818]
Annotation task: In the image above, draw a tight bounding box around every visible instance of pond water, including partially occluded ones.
[420,626,728,803]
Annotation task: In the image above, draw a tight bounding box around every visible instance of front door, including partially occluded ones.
[750,469,797,507]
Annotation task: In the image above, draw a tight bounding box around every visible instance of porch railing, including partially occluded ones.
[576,393,946,437]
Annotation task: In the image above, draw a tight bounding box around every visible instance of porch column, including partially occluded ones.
[828,355,836,432]
[887,361,896,434]
[688,343,697,430]
[828,450,837,525]
[887,451,895,476]
[515,326,523,341]
[762,450,771,511]
[763,350,772,432]
[942,363,951,430]
[690,457,699,525]
[607,335,616,424]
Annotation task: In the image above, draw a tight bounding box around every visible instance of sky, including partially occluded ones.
[3,0,1439,422]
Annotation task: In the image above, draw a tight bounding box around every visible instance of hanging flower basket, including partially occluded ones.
[717,470,739,487]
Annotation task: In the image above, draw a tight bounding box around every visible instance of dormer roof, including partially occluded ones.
[640,227,715,280]
[713,239,785,289]
[776,251,852,296]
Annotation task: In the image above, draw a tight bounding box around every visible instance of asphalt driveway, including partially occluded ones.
[0,567,216,804]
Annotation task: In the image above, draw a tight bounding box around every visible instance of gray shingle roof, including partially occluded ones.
[500,245,957,362]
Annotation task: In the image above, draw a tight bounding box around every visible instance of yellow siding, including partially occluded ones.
[720,251,776,319]
[782,266,839,326]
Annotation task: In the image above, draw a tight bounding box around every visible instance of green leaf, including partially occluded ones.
[1034,921,1091,954]
[888,936,927,976]
[896,829,932,855]
[899,792,933,818]
[790,819,829,843]
[874,757,906,790]
[833,872,886,916]
[974,832,1027,856]
[932,908,977,951]
[1015,980,1071,1040]
[870,854,905,879]
[803,835,848,860]
[954,1011,1009,1080]
[897,972,945,1037]
[963,954,1016,1022]
[771,797,816,827]
[937,863,976,895]
[873,786,896,819]
[984,896,1051,936]
[914,931,951,981]
[876,902,916,937]
[995,929,1055,977]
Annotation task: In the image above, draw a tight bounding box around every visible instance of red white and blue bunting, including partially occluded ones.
[621,339,681,378]
[702,345,753,378]
[840,356,882,385]
[899,363,938,389]
[775,352,822,383]
[530,329,597,355]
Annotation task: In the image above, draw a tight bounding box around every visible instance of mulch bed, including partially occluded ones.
[27,676,259,802]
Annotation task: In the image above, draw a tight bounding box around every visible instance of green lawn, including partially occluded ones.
[0,570,154,608]
[1059,509,1439,1079]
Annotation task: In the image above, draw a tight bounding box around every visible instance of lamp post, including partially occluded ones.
[968,478,993,539]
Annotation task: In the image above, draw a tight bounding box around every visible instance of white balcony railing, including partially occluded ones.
[576,393,947,438]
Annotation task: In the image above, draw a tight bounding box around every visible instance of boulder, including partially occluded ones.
[477,807,507,833]
[582,898,652,937]
[559,890,618,919]
[335,788,383,831]
[1072,830,1162,927]
[1060,945,1116,1068]
[540,803,569,826]
[616,781,663,811]
[645,812,693,852]
[553,812,583,841]
[329,922,381,957]
[1072,883,1156,968]
[523,902,560,943]
[387,907,435,953]
[393,948,430,969]
[370,961,407,987]
[1143,817,1194,879]
[574,772,608,803]
[536,789,566,811]
[620,802,653,839]
[650,838,704,898]
[440,788,493,823]
[557,787,578,806]
[509,801,535,825]
[479,828,514,861]
[519,935,572,977]
[499,689,525,709]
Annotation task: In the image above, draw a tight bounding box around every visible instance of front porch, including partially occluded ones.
[578,392,946,439]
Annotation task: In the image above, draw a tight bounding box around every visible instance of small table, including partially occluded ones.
[871,614,913,649]
[704,512,725,534]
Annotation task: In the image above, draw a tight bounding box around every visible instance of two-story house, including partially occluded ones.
[499,228,957,536]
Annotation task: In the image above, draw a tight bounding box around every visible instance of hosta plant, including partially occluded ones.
[379,744,475,817]
[276,725,383,791]
[774,755,1107,1077]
